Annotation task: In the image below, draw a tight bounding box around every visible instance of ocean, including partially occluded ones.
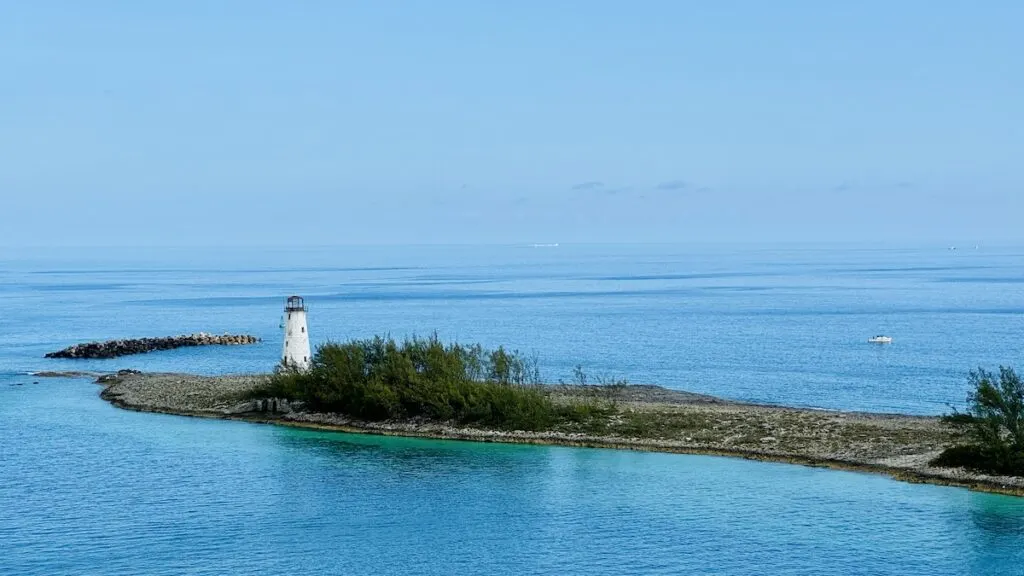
[2,244,1023,574]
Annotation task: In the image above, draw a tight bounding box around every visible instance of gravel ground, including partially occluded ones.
[96,372,1024,496]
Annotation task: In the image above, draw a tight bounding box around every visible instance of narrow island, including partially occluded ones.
[46,333,260,359]
[92,335,1024,497]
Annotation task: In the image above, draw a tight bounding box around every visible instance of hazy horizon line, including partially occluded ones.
[1,240,1016,251]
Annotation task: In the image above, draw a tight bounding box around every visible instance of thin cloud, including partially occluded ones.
[570,181,636,196]
[656,180,687,191]
[572,181,604,191]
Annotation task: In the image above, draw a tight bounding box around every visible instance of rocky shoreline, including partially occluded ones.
[45,333,260,359]
[94,371,1024,497]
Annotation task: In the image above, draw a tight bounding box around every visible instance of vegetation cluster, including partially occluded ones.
[252,336,614,431]
[934,367,1024,476]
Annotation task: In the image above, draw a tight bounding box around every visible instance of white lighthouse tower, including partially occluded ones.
[281,295,311,371]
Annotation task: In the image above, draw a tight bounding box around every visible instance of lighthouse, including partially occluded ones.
[281,295,311,371]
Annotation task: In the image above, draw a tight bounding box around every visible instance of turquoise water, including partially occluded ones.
[2,244,1024,574]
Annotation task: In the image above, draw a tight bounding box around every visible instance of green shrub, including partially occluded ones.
[933,367,1024,476]
[250,335,555,430]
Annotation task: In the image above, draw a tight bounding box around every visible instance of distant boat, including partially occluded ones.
[868,335,893,344]
[530,243,559,248]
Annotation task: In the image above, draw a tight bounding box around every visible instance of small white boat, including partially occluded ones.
[868,335,893,344]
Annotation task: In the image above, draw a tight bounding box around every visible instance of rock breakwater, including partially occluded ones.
[45,333,260,359]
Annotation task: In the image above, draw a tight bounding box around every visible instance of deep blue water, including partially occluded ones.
[2,244,1024,574]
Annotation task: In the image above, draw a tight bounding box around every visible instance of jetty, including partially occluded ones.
[45,333,260,359]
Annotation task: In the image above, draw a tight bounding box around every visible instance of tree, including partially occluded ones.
[934,367,1024,475]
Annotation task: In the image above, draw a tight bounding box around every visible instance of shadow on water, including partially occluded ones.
[968,495,1024,537]
[265,425,658,493]
[269,426,552,476]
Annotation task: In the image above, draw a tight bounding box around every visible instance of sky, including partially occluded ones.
[0,1,1021,246]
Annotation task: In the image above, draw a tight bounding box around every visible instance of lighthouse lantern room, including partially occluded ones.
[281,295,311,371]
